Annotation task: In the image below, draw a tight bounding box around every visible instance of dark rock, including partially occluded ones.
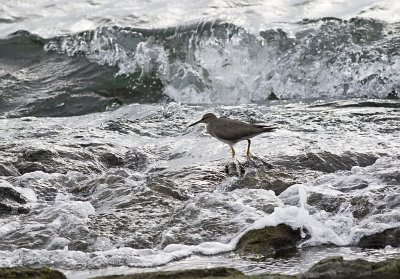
[93,266,294,279]
[231,168,297,195]
[0,202,30,215]
[235,224,303,259]
[102,119,131,134]
[94,267,243,279]
[148,177,188,201]
[225,161,246,176]
[304,256,400,279]
[276,152,378,173]
[268,91,279,100]
[22,148,55,162]
[0,185,27,204]
[228,158,302,195]
[350,197,373,219]
[15,148,57,174]
[387,90,398,99]
[0,267,66,279]
[124,150,148,171]
[338,101,400,109]
[0,185,30,215]
[100,152,124,168]
[13,146,143,175]
[16,161,47,174]
[90,257,400,279]
[68,240,90,251]
[358,227,400,248]
[307,192,346,213]
[0,163,20,176]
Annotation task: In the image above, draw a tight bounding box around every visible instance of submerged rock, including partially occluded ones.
[91,257,400,278]
[12,145,148,175]
[307,192,346,213]
[148,177,189,201]
[94,267,242,279]
[235,224,303,259]
[350,196,374,219]
[230,167,299,195]
[2,257,399,279]
[226,151,379,196]
[0,184,30,215]
[386,89,398,99]
[227,157,310,195]
[268,91,279,100]
[0,163,20,176]
[276,151,378,173]
[93,267,293,279]
[358,227,400,248]
[0,267,66,279]
[225,161,246,176]
[304,256,400,279]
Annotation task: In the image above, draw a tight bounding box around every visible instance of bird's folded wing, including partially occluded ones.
[211,120,267,141]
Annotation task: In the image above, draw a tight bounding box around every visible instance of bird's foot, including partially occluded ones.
[224,160,245,176]
[243,155,274,169]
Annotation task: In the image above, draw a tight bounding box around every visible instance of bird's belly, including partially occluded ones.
[207,125,241,146]
[211,134,242,146]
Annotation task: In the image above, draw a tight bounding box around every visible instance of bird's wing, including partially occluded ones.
[253,125,277,132]
[211,119,271,141]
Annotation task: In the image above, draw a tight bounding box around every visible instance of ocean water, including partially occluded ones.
[0,1,399,278]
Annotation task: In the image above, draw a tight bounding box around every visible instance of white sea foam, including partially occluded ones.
[1,0,400,38]
[2,155,398,271]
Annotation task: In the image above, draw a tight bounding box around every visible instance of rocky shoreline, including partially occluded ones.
[1,222,398,279]
[1,256,399,279]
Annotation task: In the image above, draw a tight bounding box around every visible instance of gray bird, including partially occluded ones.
[188,113,276,159]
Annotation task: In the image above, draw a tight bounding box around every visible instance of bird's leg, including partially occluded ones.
[246,139,251,160]
[230,146,236,160]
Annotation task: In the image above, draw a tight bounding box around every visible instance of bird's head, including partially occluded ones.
[188,113,217,127]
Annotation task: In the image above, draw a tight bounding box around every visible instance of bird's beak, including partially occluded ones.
[188,118,203,128]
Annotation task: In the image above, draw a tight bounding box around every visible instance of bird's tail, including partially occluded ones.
[254,125,277,132]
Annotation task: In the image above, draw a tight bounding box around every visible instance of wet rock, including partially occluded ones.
[235,224,303,259]
[68,240,90,251]
[16,161,47,174]
[148,177,188,201]
[69,176,105,198]
[124,149,148,171]
[22,148,55,162]
[0,267,66,279]
[304,256,400,279]
[338,101,400,109]
[307,192,346,213]
[102,119,131,134]
[268,91,279,100]
[225,161,246,176]
[99,152,124,168]
[228,157,304,195]
[93,267,295,278]
[13,145,145,175]
[89,257,400,279]
[231,168,298,195]
[387,89,398,99]
[0,185,30,215]
[358,227,400,248]
[0,163,20,176]
[276,152,378,173]
[350,197,373,219]
[14,148,62,174]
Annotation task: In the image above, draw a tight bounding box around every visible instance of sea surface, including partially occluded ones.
[0,1,399,278]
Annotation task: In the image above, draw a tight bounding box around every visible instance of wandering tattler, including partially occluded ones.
[188,113,276,159]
